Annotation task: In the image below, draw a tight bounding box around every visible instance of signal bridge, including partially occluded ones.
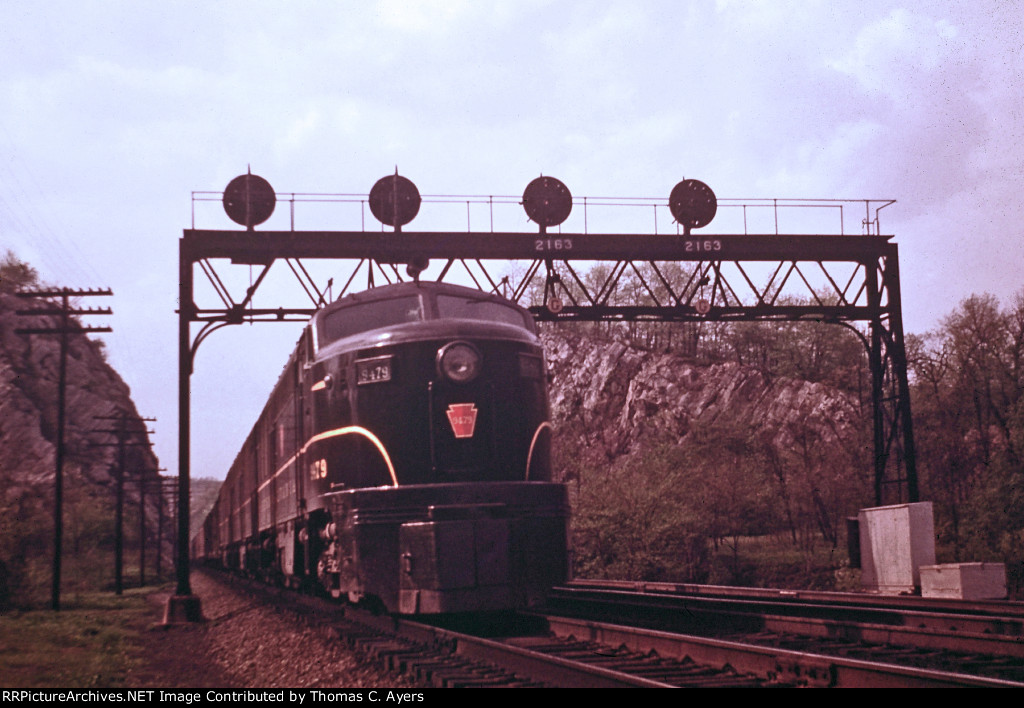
[168,171,914,621]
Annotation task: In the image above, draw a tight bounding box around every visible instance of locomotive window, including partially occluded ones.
[321,296,423,343]
[436,295,531,329]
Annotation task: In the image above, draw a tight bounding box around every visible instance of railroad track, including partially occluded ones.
[542,582,1024,684]
[203,571,1024,687]
[566,578,1024,623]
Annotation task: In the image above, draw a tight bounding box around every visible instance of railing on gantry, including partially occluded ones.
[192,190,895,238]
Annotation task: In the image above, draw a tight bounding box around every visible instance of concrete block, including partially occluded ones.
[920,562,1007,600]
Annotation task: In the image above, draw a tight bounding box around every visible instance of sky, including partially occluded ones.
[1,1,1021,479]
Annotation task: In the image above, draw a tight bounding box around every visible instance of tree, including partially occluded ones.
[571,445,714,583]
[911,292,1024,574]
[0,250,40,292]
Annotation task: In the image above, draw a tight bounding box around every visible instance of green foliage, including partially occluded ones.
[707,534,855,590]
[0,589,155,687]
[0,489,52,609]
[0,474,126,608]
[571,446,712,582]
[557,287,875,588]
[571,421,870,587]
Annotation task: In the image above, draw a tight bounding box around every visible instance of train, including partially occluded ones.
[193,280,569,614]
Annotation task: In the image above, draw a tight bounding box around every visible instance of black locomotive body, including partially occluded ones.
[195,281,568,613]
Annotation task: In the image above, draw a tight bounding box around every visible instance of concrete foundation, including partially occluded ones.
[162,595,204,624]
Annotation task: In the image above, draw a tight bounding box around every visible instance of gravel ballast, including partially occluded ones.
[129,571,429,689]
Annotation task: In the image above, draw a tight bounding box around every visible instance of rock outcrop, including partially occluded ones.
[0,293,157,490]
[0,290,160,603]
[542,327,866,471]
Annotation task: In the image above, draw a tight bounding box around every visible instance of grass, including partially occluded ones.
[0,586,164,688]
[707,532,857,590]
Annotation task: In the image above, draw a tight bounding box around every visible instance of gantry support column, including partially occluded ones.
[164,237,202,623]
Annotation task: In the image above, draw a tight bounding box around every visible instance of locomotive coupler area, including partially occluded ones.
[317,522,343,597]
[323,482,569,614]
[399,501,511,614]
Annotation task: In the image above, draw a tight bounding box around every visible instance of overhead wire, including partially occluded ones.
[0,120,105,286]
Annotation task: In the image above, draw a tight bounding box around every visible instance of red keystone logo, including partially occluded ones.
[446,403,478,439]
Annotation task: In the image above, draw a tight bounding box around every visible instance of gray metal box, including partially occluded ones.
[859,501,935,593]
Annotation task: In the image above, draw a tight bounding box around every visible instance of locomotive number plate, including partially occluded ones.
[356,355,393,385]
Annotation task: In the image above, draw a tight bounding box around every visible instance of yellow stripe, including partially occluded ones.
[525,421,552,480]
[255,426,399,495]
[257,455,297,494]
[302,426,399,487]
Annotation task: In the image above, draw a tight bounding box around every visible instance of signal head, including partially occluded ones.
[223,173,276,228]
[369,173,421,229]
[522,176,572,228]
[669,179,717,230]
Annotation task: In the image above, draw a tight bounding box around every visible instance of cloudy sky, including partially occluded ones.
[1,1,1021,479]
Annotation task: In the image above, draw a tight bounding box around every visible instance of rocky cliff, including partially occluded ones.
[0,290,160,604]
[0,293,157,485]
[542,326,867,473]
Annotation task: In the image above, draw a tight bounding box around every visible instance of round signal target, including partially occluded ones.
[523,176,572,228]
[369,173,421,228]
[223,173,276,227]
[669,179,717,230]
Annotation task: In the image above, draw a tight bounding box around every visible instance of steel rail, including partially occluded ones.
[544,585,1024,686]
[540,615,1024,688]
[566,578,1024,617]
[561,580,1024,629]
[547,586,1024,653]
[353,611,678,688]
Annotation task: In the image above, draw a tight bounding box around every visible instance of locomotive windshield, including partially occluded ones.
[436,294,532,329]
[321,295,423,342]
[318,287,534,348]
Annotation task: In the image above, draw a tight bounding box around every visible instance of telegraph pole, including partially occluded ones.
[93,413,155,595]
[126,466,165,586]
[16,288,112,611]
[155,476,178,578]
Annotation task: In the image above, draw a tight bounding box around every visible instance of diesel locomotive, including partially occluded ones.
[194,280,569,613]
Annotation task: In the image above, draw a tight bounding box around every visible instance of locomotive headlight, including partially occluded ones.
[437,342,481,383]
